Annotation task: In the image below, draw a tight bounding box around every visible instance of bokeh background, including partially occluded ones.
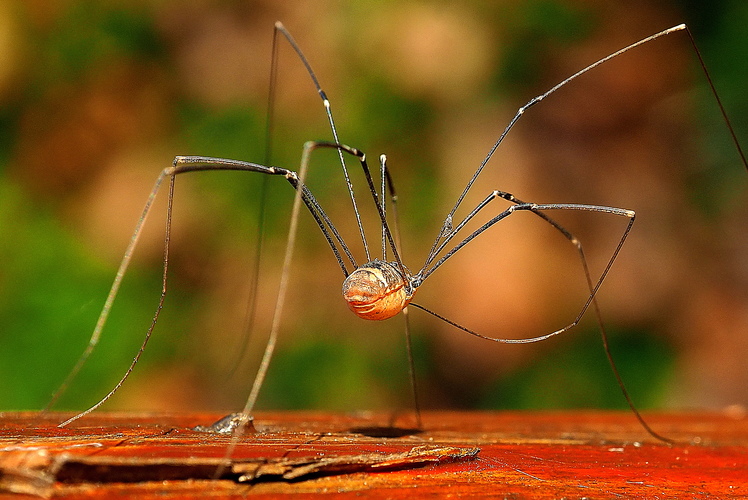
[1,0,746,418]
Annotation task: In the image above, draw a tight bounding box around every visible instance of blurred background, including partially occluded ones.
[1,0,746,418]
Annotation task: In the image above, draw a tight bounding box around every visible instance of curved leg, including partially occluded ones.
[413,194,672,443]
[52,147,358,426]
[425,24,747,263]
[274,22,371,260]
[416,195,635,343]
[53,159,286,426]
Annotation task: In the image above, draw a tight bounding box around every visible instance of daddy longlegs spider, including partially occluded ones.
[45,22,746,447]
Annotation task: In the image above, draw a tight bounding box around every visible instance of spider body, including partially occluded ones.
[342,259,414,321]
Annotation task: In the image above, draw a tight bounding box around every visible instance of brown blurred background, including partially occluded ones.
[0,0,746,417]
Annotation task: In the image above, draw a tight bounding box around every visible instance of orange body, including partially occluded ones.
[341,260,413,321]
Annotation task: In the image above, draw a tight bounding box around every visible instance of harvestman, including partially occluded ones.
[47,22,746,444]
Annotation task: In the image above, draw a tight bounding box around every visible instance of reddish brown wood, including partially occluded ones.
[1,410,746,498]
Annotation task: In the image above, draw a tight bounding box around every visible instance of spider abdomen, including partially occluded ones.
[342,259,413,321]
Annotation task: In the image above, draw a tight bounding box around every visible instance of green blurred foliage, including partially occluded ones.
[480,328,675,410]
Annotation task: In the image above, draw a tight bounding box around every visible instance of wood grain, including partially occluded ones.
[1,410,746,498]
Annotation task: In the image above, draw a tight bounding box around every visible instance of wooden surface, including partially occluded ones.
[1,410,746,498]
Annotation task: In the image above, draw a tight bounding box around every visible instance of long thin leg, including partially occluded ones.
[216,141,320,476]
[274,22,371,261]
[180,156,359,274]
[380,154,387,259]
[382,157,403,256]
[414,199,635,343]
[224,18,284,379]
[379,153,421,429]
[402,307,422,429]
[424,24,748,266]
[302,141,408,278]
[493,207,672,443]
[57,172,177,427]
[52,152,357,426]
[683,28,748,171]
[44,168,171,415]
[589,287,674,444]
[273,22,418,273]
[236,141,319,417]
[410,22,746,444]
[292,142,423,428]
[223,173,267,379]
[413,195,672,443]
[53,159,284,425]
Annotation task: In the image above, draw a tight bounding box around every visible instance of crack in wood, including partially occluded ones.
[1,444,480,496]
